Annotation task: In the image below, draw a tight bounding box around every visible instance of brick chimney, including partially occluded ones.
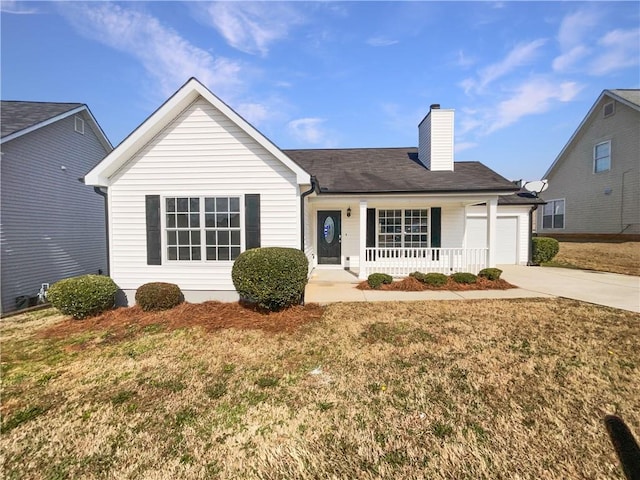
[418,104,454,171]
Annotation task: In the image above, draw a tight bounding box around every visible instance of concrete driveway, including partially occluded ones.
[499,265,640,313]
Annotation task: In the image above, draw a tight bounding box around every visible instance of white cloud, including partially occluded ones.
[59,3,244,97]
[552,9,597,72]
[456,50,476,68]
[552,45,590,72]
[197,2,306,56]
[486,78,582,133]
[366,36,399,47]
[287,117,333,146]
[1,0,37,14]
[236,102,270,127]
[557,9,598,50]
[462,39,547,94]
[590,28,640,75]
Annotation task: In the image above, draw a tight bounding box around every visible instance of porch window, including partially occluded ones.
[165,196,241,261]
[378,209,428,248]
[542,199,564,229]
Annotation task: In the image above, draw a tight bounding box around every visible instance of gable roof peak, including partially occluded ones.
[84,78,310,186]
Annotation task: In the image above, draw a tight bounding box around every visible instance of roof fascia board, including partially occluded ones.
[0,105,86,145]
[85,78,310,186]
[310,189,517,199]
[606,90,640,112]
[542,90,638,179]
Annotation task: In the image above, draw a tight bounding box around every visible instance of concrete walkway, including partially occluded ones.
[304,266,640,313]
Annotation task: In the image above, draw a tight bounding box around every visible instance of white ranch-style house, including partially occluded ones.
[85,78,540,304]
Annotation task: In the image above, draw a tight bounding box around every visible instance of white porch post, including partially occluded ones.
[486,197,498,267]
[359,199,368,280]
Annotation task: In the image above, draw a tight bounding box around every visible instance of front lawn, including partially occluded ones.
[2,300,638,479]
[545,241,640,276]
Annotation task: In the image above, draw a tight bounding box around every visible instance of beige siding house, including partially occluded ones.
[539,89,640,236]
[85,78,539,304]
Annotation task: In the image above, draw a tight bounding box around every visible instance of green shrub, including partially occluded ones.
[231,247,309,311]
[410,271,448,286]
[532,237,560,264]
[367,273,393,289]
[47,275,118,319]
[135,282,184,311]
[478,268,503,281]
[451,272,477,284]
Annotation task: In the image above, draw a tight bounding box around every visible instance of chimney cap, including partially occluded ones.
[430,104,441,110]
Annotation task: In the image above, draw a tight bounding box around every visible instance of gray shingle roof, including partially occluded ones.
[1,101,84,139]
[284,147,519,194]
[609,89,640,108]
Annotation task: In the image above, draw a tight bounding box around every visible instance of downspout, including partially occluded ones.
[527,204,539,266]
[93,186,110,275]
[300,176,319,251]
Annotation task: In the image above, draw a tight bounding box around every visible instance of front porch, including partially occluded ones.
[307,195,500,280]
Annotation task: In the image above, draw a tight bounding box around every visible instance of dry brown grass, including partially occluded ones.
[2,300,639,479]
[549,241,640,276]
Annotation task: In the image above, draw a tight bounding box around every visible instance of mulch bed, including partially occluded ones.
[39,302,325,342]
[357,276,516,291]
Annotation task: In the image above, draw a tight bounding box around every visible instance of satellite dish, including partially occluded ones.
[523,179,548,196]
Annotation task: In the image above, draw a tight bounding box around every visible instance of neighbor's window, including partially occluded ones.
[166,196,241,261]
[594,141,611,173]
[543,199,565,229]
[378,209,428,248]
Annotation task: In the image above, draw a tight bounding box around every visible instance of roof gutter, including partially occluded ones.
[300,176,319,251]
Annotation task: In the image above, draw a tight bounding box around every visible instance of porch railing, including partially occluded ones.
[362,247,488,277]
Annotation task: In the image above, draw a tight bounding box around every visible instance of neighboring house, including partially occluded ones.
[84,78,540,304]
[1,101,112,313]
[538,89,640,237]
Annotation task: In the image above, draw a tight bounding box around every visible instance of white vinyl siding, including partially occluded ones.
[418,109,454,171]
[108,97,300,291]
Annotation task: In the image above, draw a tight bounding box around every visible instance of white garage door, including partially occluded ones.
[466,217,518,264]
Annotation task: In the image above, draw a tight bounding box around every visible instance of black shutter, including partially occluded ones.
[366,208,376,247]
[430,207,441,248]
[245,194,261,250]
[146,195,161,265]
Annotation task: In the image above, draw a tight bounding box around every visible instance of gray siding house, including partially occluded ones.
[539,89,640,236]
[1,101,113,313]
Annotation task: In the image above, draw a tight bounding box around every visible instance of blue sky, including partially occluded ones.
[2,1,638,181]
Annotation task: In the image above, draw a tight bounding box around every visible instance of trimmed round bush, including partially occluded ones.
[410,271,448,286]
[232,247,309,311]
[532,237,560,264]
[478,268,503,281]
[451,272,477,284]
[135,282,184,312]
[423,272,449,286]
[47,274,118,319]
[367,273,393,289]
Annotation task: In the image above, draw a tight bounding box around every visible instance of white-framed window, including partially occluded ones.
[603,101,615,118]
[594,141,611,173]
[74,116,85,134]
[165,196,241,261]
[378,208,428,248]
[542,199,565,229]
